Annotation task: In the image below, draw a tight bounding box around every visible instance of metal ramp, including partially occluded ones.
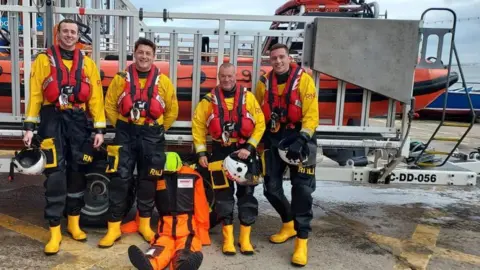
[413,8,476,168]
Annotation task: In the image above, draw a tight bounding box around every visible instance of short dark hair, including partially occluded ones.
[57,18,78,33]
[134,37,156,53]
[269,43,289,55]
[219,62,235,73]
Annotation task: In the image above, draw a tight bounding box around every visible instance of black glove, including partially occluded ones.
[23,121,36,132]
[286,133,309,161]
[95,128,106,135]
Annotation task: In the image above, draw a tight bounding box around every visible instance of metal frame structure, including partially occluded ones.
[0,1,479,186]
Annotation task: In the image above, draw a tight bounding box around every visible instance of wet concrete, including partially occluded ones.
[1,174,480,270]
[1,119,480,269]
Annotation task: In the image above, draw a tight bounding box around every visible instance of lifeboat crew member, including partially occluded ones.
[255,43,319,267]
[128,152,210,270]
[101,37,179,248]
[22,18,106,255]
[192,62,265,256]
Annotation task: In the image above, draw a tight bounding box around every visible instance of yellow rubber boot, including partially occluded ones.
[269,221,297,244]
[138,217,155,243]
[222,225,236,255]
[238,225,254,255]
[291,238,308,267]
[67,215,87,241]
[98,221,122,248]
[44,225,62,255]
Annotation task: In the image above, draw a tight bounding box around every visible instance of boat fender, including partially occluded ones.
[139,8,144,22]
[191,71,207,84]
[163,9,168,23]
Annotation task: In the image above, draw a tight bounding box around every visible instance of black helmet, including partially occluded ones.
[277,133,318,166]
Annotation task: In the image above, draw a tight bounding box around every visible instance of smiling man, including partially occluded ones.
[192,62,265,256]
[101,37,179,248]
[22,18,106,255]
[255,43,319,267]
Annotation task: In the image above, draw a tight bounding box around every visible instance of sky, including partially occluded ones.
[124,0,480,64]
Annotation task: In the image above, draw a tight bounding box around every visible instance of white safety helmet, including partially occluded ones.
[222,152,263,185]
[277,133,317,166]
[11,148,47,175]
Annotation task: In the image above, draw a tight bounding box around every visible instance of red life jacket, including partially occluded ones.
[261,63,303,127]
[42,45,91,106]
[117,64,165,123]
[206,85,255,144]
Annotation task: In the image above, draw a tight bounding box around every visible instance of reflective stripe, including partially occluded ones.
[196,144,206,152]
[206,114,214,127]
[246,112,255,124]
[117,92,126,106]
[94,121,106,128]
[156,94,166,108]
[247,137,258,146]
[294,100,302,107]
[24,116,40,123]
[67,191,85,198]
[300,128,314,136]
[42,76,53,90]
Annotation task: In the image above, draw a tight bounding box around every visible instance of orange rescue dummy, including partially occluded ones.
[128,152,210,270]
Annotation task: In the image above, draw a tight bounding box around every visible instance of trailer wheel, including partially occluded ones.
[80,172,111,227]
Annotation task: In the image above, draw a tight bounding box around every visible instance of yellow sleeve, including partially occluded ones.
[104,74,124,127]
[85,57,106,129]
[254,76,266,107]
[24,54,49,128]
[298,73,319,137]
[245,92,265,148]
[192,94,213,154]
[158,74,178,131]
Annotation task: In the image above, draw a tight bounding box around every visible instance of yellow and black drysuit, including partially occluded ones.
[128,152,210,270]
[100,63,179,248]
[23,45,106,255]
[255,63,319,266]
[192,84,265,255]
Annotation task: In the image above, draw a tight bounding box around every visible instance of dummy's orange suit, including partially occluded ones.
[128,153,210,270]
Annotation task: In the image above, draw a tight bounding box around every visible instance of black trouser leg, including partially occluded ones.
[136,125,166,218]
[210,142,236,226]
[64,110,90,216]
[107,122,137,222]
[290,163,316,239]
[262,147,292,223]
[38,106,67,227]
[236,184,258,226]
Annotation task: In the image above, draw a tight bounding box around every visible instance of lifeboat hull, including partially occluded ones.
[0,59,457,125]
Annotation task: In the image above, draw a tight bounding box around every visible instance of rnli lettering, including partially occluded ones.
[149,168,163,176]
[83,154,93,163]
[305,93,316,100]
[178,178,193,188]
[298,166,315,175]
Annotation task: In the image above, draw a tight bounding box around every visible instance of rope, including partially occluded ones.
[424,16,480,24]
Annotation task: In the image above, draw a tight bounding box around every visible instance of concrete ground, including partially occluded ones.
[1,118,480,270]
